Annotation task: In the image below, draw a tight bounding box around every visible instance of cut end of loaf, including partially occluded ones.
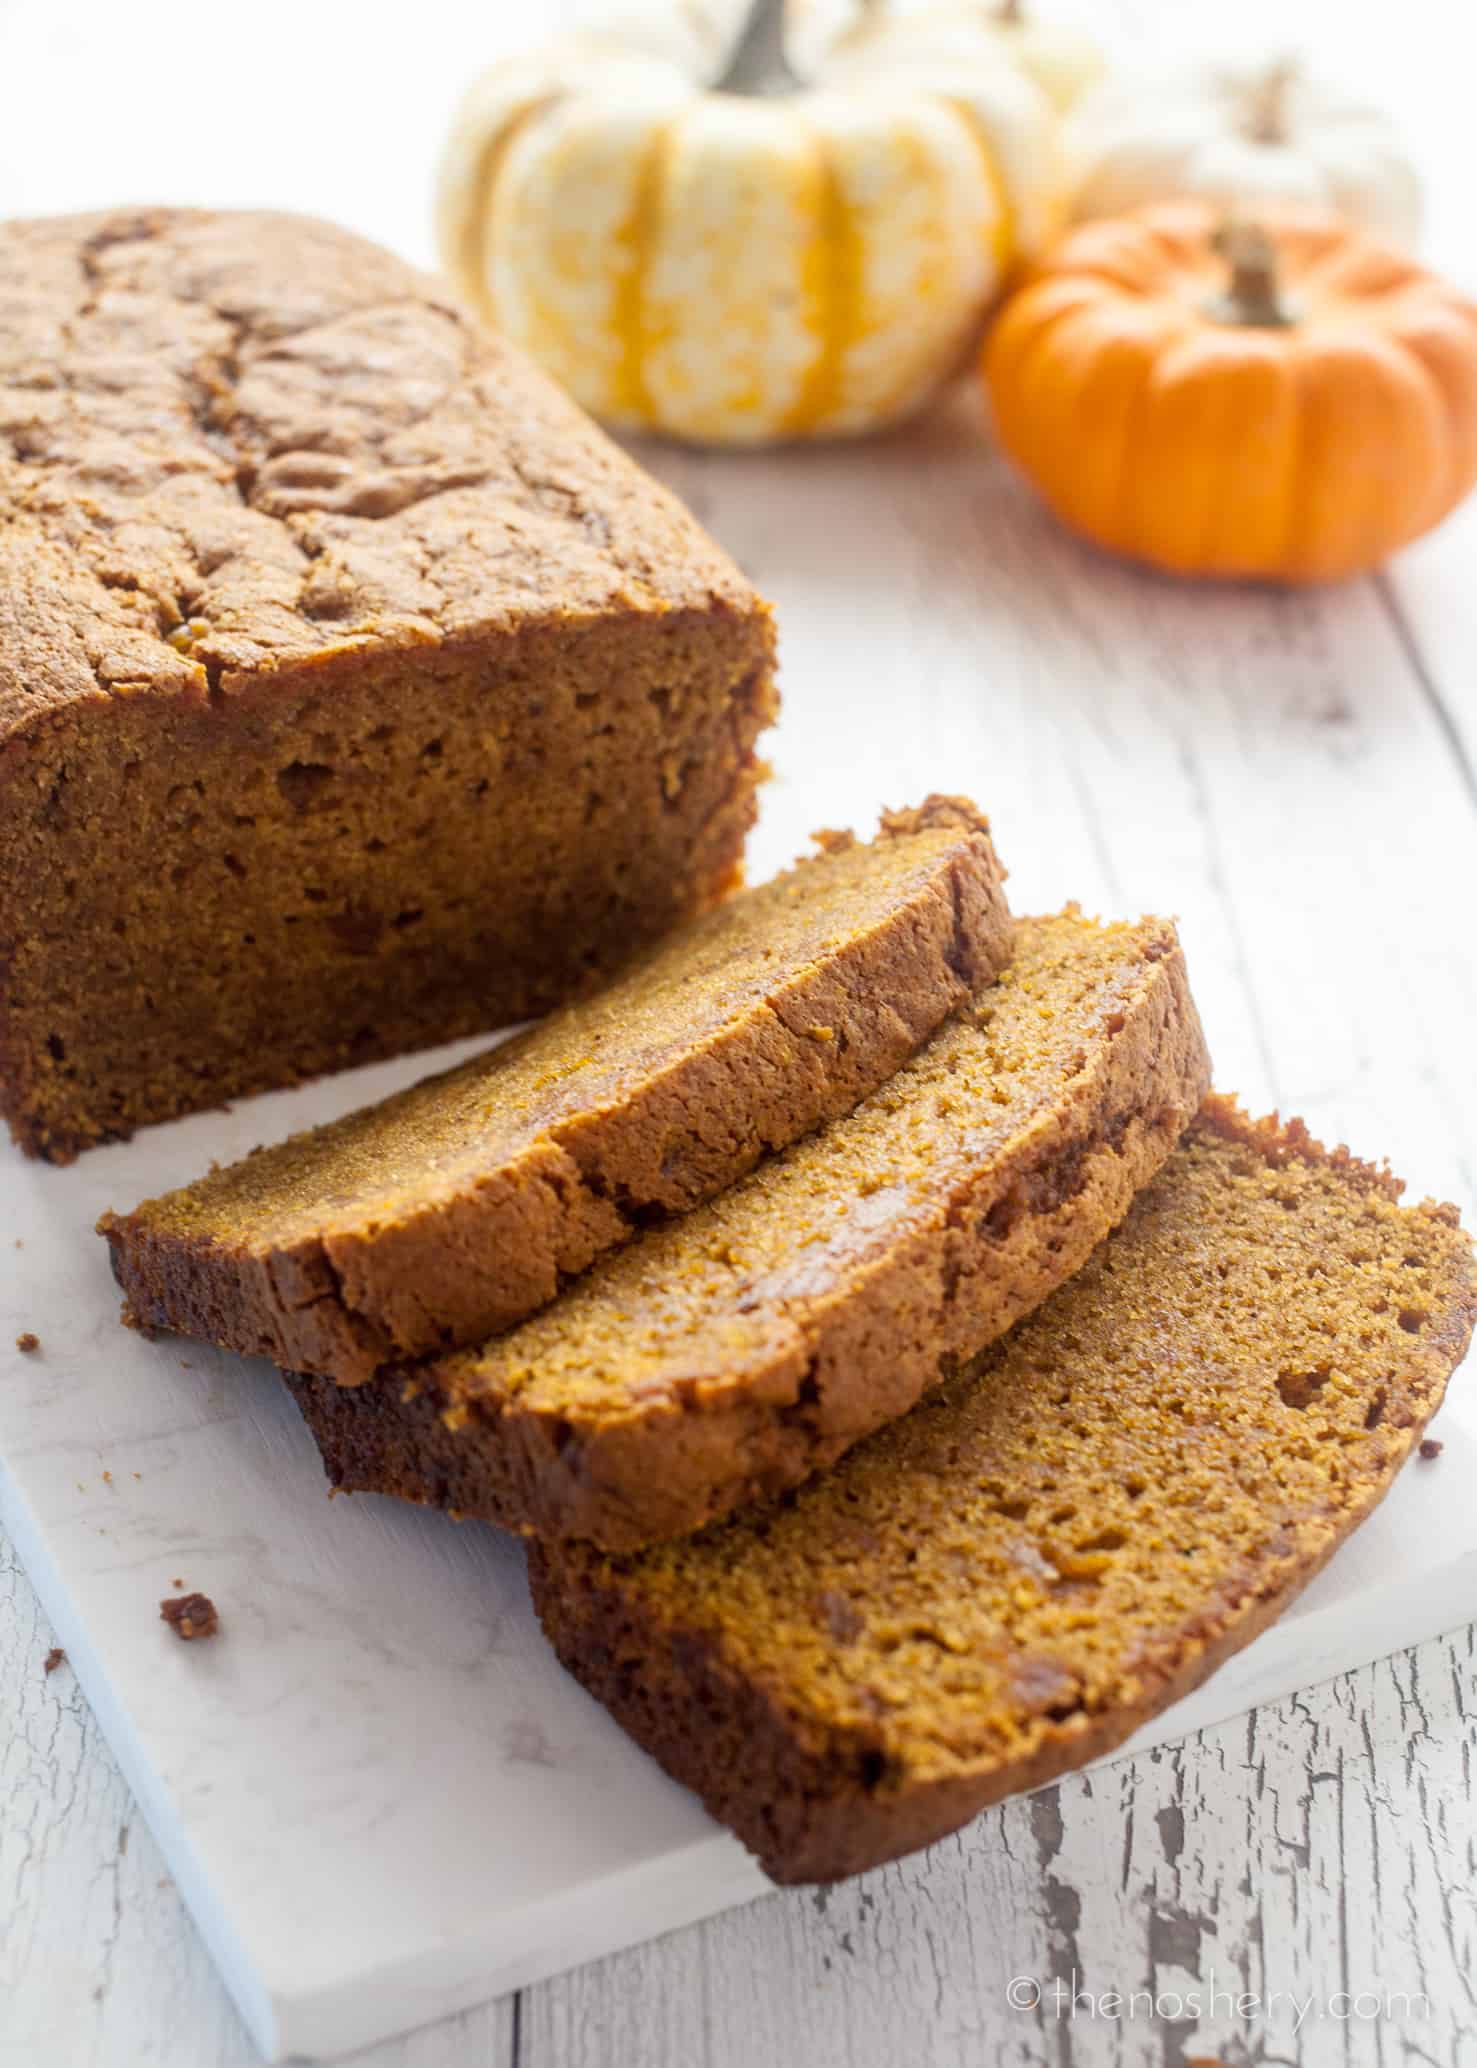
[3,608,776,1162]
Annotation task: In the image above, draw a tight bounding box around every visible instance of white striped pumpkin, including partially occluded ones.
[436,3,1058,445]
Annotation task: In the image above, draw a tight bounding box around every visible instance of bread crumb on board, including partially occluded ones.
[15,1332,40,1353]
[1419,1437,1445,1460]
[43,1647,65,1675]
[159,1593,219,1641]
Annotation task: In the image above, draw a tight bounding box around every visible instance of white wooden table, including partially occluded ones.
[3,1,1476,2062]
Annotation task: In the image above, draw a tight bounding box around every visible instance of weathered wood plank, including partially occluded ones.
[0,1532,254,2067]
[7,1485,1470,2068]
[522,1627,1477,2068]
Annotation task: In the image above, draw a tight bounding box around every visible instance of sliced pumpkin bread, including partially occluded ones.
[287,908,1211,1547]
[529,1099,1477,1884]
[100,798,1012,1383]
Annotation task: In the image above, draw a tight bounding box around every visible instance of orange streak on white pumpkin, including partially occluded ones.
[783,127,864,439]
[609,116,676,427]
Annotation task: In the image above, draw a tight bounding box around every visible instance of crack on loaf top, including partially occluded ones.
[0,206,754,733]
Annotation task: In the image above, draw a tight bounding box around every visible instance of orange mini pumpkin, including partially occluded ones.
[983,200,1477,582]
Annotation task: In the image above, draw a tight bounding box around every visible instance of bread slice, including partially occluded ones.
[286,908,1211,1547]
[100,800,1012,1382]
[529,1101,1477,1883]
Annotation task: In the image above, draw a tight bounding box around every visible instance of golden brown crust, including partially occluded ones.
[100,802,1013,1380]
[0,208,759,728]
[0,208,775,1158]
[287,909,1211,1547]
[527,1103,1477,1883]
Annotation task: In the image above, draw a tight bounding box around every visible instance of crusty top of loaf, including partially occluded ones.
[0,208,763,742]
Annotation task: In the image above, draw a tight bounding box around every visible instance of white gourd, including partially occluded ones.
[1065,53,1422,244]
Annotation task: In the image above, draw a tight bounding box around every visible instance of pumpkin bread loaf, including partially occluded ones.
[100,800,1012,1381]
[0,208,776,1161]
[287,908,1211,1548]
[529,1099,1477,1883]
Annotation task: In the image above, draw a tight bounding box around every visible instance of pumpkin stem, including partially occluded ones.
[717,0,799,95]
[1207,219,1295,328]
[1240,57,1299,145]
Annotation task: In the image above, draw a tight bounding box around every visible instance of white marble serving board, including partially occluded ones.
[1,1013,1473,2065]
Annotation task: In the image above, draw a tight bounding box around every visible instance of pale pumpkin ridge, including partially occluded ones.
[449,89,567,329]
[785,126,864,437]
[942,101,1017,276]
[610,116,676,425]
